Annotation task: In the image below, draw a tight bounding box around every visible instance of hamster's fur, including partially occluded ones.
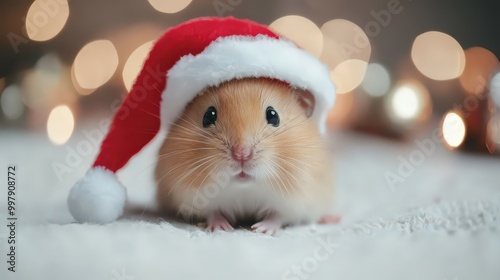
[155,78,334,234]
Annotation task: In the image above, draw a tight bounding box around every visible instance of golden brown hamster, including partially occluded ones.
[155,78,335,235]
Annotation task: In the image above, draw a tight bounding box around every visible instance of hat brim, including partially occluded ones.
[160,35,336,134]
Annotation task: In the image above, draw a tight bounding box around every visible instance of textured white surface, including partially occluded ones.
[0,128,499,280]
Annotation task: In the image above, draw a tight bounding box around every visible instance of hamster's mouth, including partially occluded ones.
[235,171,253,182]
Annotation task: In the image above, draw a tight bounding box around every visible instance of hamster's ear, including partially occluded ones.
[292,88,315,118]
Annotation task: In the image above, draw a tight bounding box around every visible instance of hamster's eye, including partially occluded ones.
[203,106,217,128]
[266,106,280,127]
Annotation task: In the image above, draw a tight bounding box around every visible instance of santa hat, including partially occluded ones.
[67,17,336,223]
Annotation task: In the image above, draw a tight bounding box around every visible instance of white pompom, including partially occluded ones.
[67,167,127,223]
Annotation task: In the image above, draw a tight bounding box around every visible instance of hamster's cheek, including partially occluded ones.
[253,160,276,181]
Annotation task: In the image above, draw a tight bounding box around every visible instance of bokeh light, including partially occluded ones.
[25,0,69,41]
[1,85,25,120]
[411,31,465,80]
[330,59,368,94]
[122,40,155,91]
[442,111,466,148]
[270,15,323,58]
[73,40,119,92]
[391,86,420,119]
[459,47,499,95]
[361,63,391,97]
[148,0,192,13]
[22,54,63,108]
[47,105,74,145]
[386,81,430,124]
[320,19,371,70]
[37,52,63,73]
[71,65,95,96]
[491,72,500,107]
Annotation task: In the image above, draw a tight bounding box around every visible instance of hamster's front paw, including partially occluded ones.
[319,214,341,224]
[251,220,281,235]
[206,211,234,232]
[251,212,282,236]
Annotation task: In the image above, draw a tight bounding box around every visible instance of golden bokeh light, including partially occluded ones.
[122,40,155,91]
[25,0,69,41]
[361,63,391,97]
[442,111,466,148]
[270,15,323,58]
[330,59,368,94]
[320,19,371,70]
[47,105,74,145]
[148,0,192,13]
[71,64,95,96]
[1,85,25,120]
[459,47,499,95]
[73,40,119,92]
[391,86,421,119]
[386,81,430,124]
[411,31,465,80]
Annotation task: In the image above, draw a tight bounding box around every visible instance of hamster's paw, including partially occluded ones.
[206,211,234,232]
[251,219,282,236]
[319,214,341,224]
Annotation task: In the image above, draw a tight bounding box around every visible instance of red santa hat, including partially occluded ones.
[67,17,336,223]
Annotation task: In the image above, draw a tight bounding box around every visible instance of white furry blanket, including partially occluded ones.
[1,129,499,280]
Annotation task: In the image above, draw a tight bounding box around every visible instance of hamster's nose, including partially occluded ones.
[231,145,253,163]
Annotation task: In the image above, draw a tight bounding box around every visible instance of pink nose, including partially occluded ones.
[231,145,253,162]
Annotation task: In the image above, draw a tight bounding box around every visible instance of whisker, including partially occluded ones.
[263,161,291,204]
[268,158,315,201]
[157,148,220,160]
[265,117,311,142]
[188,160,223,210]
[156,153,220,189]
[276,157,330,199]
[174,117,215,139]
[280,158,317,182]
[162,154,221,198]
[164,137,214,145]
[258,111,306,143]
[170,123,213,141]
[260,165,285,204]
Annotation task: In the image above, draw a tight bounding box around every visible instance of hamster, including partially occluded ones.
[155,78,335,235]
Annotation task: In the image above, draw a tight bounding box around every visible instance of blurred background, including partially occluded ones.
[1,0,500,154]
[2,3,500,278]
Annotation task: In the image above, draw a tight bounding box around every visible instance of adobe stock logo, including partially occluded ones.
[363,0,405,38]
[177,168,232,221]
[51,121,110,182]
[213,0,242,17]
[384,135,438,191]
[384,75,492,192]
[282,236,340,280]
